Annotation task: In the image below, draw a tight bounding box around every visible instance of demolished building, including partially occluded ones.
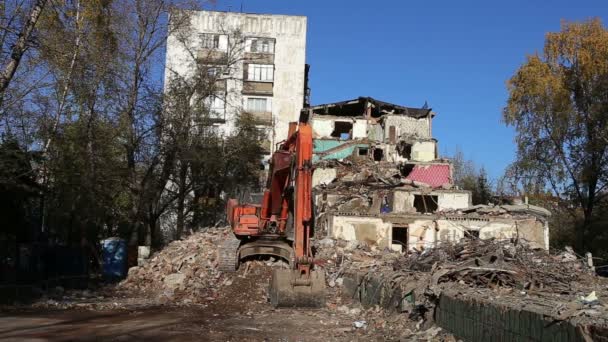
[309,97,550,251]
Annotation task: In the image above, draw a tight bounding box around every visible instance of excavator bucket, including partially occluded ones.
[269,269,326,308]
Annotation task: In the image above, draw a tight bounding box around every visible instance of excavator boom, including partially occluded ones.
[223,110,326,308]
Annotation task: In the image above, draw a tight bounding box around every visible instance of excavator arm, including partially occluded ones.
[267,112,325,307]
[225,110,325,308]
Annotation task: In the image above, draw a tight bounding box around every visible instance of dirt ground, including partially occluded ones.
[0,265,448,342]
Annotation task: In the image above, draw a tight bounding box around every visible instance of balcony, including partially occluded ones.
[243,52,274,64]
[197,49,228,64]
[242,81,273,96]
[245,111,272,126]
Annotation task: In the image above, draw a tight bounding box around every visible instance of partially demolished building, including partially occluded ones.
[310,97,550,252]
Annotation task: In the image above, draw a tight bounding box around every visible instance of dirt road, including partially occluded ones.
[0,266,436,341]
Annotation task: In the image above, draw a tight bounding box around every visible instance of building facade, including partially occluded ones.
[308,97,550,251]
[164,10,308,155]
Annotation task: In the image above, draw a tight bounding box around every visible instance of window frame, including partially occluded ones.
[246,64,274,82]
[200,33,220,50]
[247,37,275,54]
[204,94,226,119]
[245,97,271,113]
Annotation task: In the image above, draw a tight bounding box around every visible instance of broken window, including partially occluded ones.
[373,148,384,161]
[331,121,353,139]
[413,195,438,213]
[397,141,412,159]
[464,230,479,239]
[358,147,368,156]
[392,226,408,251]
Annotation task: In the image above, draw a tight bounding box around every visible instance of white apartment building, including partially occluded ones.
[164,10,308,155]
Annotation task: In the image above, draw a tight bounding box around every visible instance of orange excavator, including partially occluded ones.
[220,110,325,308]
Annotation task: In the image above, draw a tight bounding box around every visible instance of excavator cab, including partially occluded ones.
[222,110,326,308]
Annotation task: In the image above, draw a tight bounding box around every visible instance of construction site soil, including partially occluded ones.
[1,227,606,341]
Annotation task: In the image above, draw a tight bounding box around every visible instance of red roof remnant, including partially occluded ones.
[405,164,451,188]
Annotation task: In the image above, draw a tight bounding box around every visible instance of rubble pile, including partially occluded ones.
[404,238,595,293]
[314,238,399,287]
[317,158,406,189]
[315,235,607,325]
[118,227,233,304]
[318,236,599,293]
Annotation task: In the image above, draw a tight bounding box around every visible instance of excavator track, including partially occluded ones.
[218,237,241,272]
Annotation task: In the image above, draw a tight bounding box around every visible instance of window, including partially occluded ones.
[247,64,274,82]
[330,121,352,139]
[206,67,218,77]
[200,33,220,49]
[249,38,275,53]
[397,142,412,159]
[392,226,408,251]
[413,195,438,213]
[246,97,270,112]
[465,230,480,239]
[204,95,225,117]
[373,148,384,161]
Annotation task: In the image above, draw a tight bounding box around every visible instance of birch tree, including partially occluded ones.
[504,18,608,251]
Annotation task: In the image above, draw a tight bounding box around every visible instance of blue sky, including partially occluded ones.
[208,0,608,180]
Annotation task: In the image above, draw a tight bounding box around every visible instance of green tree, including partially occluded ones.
[504,18,608,252]
[476,167,492,205]
[0,137,40,241]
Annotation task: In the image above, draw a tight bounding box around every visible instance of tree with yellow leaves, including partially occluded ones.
[504,18,608,252]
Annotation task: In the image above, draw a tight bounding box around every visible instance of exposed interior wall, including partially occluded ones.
[311,117,368,139]
[312,118,334,137]
[411,141,436,162]
[389,191,415,213]
[328,215,392,248]
[407,219,437,250]
[434,218,547,250]
[382,144,407,163]
[437,192,470,211]
[514,218,549,249]
[325,214,548,252]
[352,119,367,139]
[389,190,470,213]
[382,115,430,141]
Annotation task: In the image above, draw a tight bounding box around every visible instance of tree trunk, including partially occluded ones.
[0,0,48,95]
[175,162,188,239]
[577,211,591,252]
[43,0,82,155]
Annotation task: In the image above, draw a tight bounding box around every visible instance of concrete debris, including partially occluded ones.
[318,238,336,248]
[314,234,608,329]
[462,203,551,217]
[117,227,233,304]
[559,246,579,262]
[163,273,186,289]
[580,291,599,306]
[353,320,367,329]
